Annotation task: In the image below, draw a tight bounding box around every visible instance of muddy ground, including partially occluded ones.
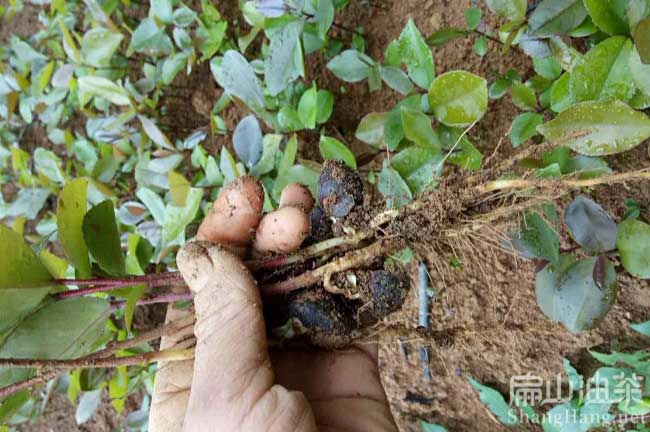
[5,0,650,431]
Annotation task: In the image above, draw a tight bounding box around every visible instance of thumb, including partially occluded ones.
[176,241,317,432]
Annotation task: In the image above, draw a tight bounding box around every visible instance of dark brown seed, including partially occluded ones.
[317,160,364,219]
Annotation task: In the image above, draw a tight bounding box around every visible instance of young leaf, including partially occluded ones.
[509,112,543,147]
[82,200,126,277]
[78,76,131,106]
[562,358,584,390]
[298,84,318,129]
[265,19,304,96]
[378,162,413,208]
[391,147,444,194]
[536,255,617,333]
[468,378,519,425]
[326,50,371,82]
[583,0,629,35]
[233,115,264,168]
[428,71,487,127]
[380,66,414,95]
[130,18,173,56]
[80,27,124,68]
[537,100,650,156]
[426,28,467,46]
[315,0,335,39]
[465,7,482,30]
[515,211,560,263]
[528,0,588,37]
[629,45,650,97]
[617,219,650,279]
[138,115,174,150]
[569,36,635,103]
[355,112,387,147]
[34,148,65,184]
[75,389,102,425]
[550,72,572,113]
[564,195,617,254]
[211,50,266,113]
[485,0,527,21]
[316,90,334,124]
[57,178,91,279]
[168,171,191,207]
[400,107,441,150]
[0,225,53,334]
[319,136,356,168]
[161,187,203,246]
[511,81,537,110]
[399,20,436,89]
[533,56,562,80]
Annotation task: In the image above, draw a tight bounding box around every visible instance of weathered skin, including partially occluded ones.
[149,178,397,432]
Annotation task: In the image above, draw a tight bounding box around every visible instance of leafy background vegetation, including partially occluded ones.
[1,0,650,430]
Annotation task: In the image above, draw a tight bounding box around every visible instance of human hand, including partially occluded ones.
[149,177,397,432]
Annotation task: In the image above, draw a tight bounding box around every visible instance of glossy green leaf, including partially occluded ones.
[316,90,334,124]
[570,36,635,102]
[537,100,650,155]
[509,112,543,147]
[298,84,318,129]
[629,45,650,96]
[465,7,482,30]
[515,211,560,262]
[617,219,650,279]
[400,107,441,150]
[80,27,124,68]
[0,296,109,359]
[391,147,443,194]
[315,0,335,39]
[485,0,527,21]
[78,76,131,106]
[378,162,413,208]
[511,81,537,110]
[250,134,282,176]
[535,255,617,333]
[447,140,483,171]
[57,178,91,279]
[632,17,650,63]
[130,18,173,56]
[584,0,630,35]
[428,71,488,127]
[355,112,387,147]
[380,66,414,95]
[562,358,584,390]
[211,50,265,113]
[161,187,203,247]
[426,28,467,46]
[533,56,562,80]
[528,0,588,37]
[0,225,53,335]
[82,200,125,277]
[399,20,435,89]
[468,378,519,425]
[319,136,356,168]
[550,72,572,113]
[326,49,371,82]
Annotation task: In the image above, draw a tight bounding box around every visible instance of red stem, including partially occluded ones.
[53,272,182,287]
[110,292,193,309]
[55,273,186,301]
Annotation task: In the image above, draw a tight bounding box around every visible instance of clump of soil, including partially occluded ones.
[318,159,366,219]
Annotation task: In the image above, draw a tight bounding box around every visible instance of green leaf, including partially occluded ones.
[151,0,173,23]
[138,115,174,150]
[399,19,435,89]
[265,19,304,96]
[515,211,560,262]
[511,81,537,110]
[80,27,124,68]
[537,100,650,155]
[564,195,617,254]
[316,90,334,124]
[326,49,371,82]
[468,378,519,425]
[75,389,102,425]
[428,71,488,127]
[298,84,318,129]
[447,140,483,171]
[78,76,131,106]
[485,0,527,21]
[233,115,263,168]
[355,112,387,147]
[420,421,448,432]
[528,0,588,37]
[550,72,572,113]
[562,357,584,390]
[319,136,356,168]
[124,234,147,331]
[315,0,335,39]
[536,256,617,333]
[569,36,635,103]
[391,147,444,194]
[473,36,488,56]
[584,0,630,35]
[130,18,173,56]
[0,296,109,359]
[400,107,441,150]
[465,7,482,30]
[631,320,650,335]
[162,187,203,247]
[378,162,413,208]
[0,225,53,335]
[617,219,650,278]
[220,148,240,183]
[278,134,298,177]
[632,17,650,63]
[250,134,282,176]
[629,45,650,96]
[509,112,543,147]
[34,148,64,184]
[533,56,563,80]
[211,50,266,113]
[380,66,414,95]
[426,28,467,46]
[82,200,126,277]
[57,178,91,279]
